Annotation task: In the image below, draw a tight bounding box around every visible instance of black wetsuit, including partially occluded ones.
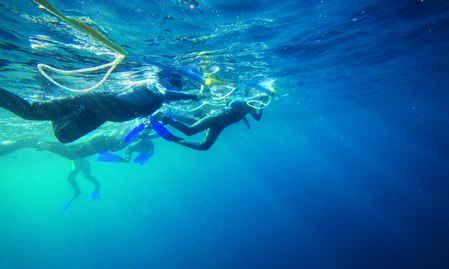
[167,97,263,150]
[0,83,198,143]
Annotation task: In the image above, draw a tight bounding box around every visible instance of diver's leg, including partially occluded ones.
[79,159,100,188]
[0,89,109,143]
[170,115,199,125]
[0,141,23,157]
[0,88,36,119]
[68,161,82,195]
[177,127,223,151]
[78,158,100,199]
[35,140,88,160]
[0,88,108,121]
[167,115,216,136]
[0,138,38,157]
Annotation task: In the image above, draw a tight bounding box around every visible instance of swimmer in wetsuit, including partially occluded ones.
[157,95,266,151]
[0,81,202,143]
[63,157,101,210]
[68,158,100,198]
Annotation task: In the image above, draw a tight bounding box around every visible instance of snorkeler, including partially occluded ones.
[0,81,204,143]
[64,158,100,210]
[153,95,267,150]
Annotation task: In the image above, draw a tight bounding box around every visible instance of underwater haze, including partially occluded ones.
[1,0,449,268]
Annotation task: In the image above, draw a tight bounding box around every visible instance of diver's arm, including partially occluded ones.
[242,116,251,130]
[249,108,263,121]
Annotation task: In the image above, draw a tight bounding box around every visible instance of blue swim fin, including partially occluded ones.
[133,152,153,165]
[97,152,127,163]
[151,120,183,142]
[124,123,146,144]
[63,200,73,210]
[63,192,81,210]
[91,189,100,200]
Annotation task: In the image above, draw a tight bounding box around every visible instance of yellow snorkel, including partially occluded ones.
[32,0,126,92]
[205,76,232,86]
[197,51,231,86]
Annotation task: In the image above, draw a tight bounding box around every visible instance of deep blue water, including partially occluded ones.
[1,0,448,268]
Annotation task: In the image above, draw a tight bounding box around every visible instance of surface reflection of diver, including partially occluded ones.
[177,0,199,9]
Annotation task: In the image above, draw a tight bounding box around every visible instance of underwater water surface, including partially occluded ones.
[1,0,448,268]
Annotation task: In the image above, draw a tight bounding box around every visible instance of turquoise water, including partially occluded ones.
[1,0,448,268]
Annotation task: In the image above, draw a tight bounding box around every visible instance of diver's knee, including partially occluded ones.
[198,143,212,151]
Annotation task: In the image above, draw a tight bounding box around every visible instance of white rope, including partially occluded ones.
[37,54,125,92]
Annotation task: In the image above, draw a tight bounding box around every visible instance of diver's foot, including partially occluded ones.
[152,111,170,125]
[174,138,185,145]
[91,184,100,199]
[151,111,163,121]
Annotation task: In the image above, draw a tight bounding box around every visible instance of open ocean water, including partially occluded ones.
[1,0,448,268]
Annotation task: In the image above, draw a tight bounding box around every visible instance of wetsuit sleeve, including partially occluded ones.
[176,127,222,151]
[249,108,263,121]
[242,116,251,129]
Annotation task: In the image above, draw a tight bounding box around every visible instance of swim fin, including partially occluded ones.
[97,152,127,163]
[91,187,100,200]
[63,192,81,210]
[151,120,183,142]
[133,152,153,165]
[124,123,145,144]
